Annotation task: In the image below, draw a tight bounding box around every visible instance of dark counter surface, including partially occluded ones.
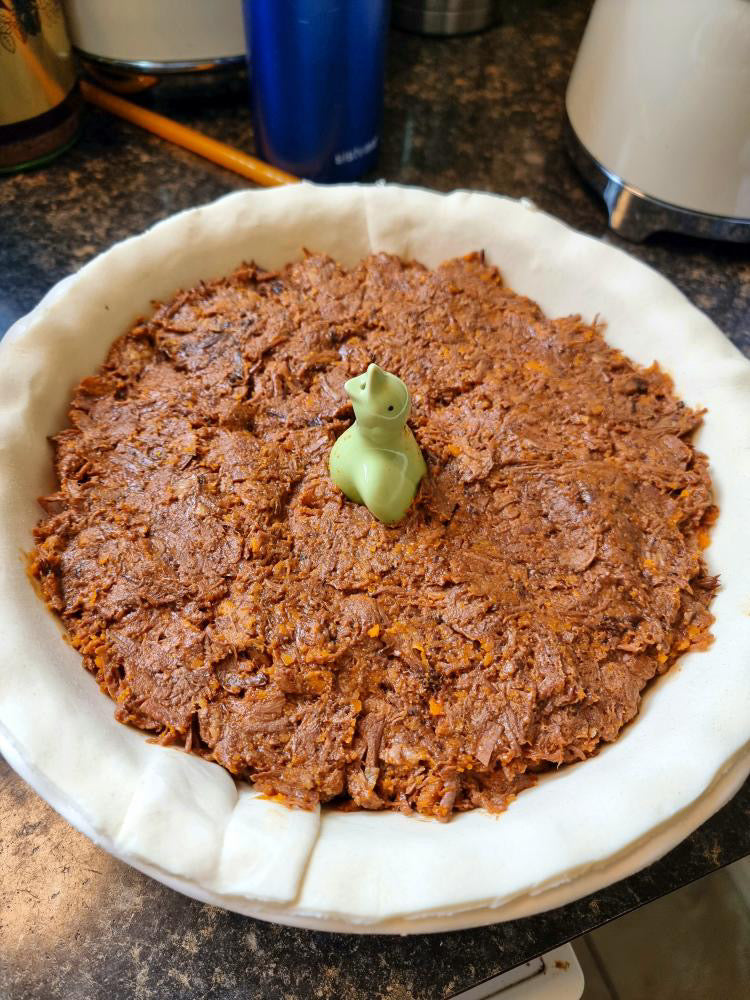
[1,1,749,997]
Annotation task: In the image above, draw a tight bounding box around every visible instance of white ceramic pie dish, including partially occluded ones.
[1,183,749,933]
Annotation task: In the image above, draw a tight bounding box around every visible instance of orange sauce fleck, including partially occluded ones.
[258,793,288,805]
[524,360,548,374]
[413,643,429,668]
[305,670,330,693]
[367,624,380,638]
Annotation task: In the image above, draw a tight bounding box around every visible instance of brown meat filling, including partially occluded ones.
[31,252,717,819]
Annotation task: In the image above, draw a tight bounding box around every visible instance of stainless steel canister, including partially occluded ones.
[0,0,81,171]
[392,0,496,35]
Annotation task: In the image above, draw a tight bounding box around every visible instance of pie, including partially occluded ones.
[31,250,716,819]
[1,185,748,929]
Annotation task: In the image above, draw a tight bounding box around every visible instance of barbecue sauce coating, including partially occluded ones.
[31,253,717,819]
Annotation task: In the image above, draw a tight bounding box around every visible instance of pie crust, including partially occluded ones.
[1,184,749,931]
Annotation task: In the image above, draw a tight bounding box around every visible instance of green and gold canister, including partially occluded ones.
[0,0,82,172]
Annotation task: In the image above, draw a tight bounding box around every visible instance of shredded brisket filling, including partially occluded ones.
[31,253,717,818]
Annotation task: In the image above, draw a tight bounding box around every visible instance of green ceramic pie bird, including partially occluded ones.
[329,363,426,525]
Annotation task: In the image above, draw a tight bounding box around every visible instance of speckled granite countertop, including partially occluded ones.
[1,1,749,997]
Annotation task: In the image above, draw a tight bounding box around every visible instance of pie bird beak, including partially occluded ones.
[344,363,385,403]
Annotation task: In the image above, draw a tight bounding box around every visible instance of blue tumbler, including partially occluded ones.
[244,1,390,182]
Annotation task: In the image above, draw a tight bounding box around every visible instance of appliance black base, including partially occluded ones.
[565,118,750,244]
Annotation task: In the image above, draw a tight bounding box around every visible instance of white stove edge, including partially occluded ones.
[450,944,584,1000]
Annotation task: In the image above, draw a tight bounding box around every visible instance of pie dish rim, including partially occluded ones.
[1,182,748,932]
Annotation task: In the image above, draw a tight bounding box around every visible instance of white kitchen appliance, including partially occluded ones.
[452,946,584,1000]
[566,0,750,242]
[63,0,246,74]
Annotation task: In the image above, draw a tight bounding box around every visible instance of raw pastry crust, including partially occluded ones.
[1,184,749,931]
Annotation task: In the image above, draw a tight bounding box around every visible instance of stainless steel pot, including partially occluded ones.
[392,0,496,36]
